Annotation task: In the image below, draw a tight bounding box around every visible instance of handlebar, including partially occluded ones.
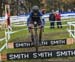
[29,21,43,29]
[31,26,40,29]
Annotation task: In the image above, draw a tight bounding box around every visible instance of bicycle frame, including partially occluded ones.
[30,21,43,52]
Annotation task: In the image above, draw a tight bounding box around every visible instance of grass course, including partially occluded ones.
[0,19,75,62]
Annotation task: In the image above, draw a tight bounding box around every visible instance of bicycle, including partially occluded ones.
[30,21,43,52]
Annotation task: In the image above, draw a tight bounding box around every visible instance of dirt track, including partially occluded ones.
[14,31,68,42]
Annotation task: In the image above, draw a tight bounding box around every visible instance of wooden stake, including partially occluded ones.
[67,38,74,45]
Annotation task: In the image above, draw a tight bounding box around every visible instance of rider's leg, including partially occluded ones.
[39,27,43,44]
[29,24,34,43]
[38,20,43,45]
[30,29,34,43]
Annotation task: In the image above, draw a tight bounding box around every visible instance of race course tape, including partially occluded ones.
[0,38,5,42]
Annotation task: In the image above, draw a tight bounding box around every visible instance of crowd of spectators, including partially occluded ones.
[49,10,62,29]
[59,8,75,14]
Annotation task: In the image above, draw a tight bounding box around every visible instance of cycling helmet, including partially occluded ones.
[32,6,39,12]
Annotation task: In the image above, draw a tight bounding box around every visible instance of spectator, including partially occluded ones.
[73,8,75,12]
[41,8,46,28]
[55,11,62,28]
[41,8,46,14]
[49,10,55,28]
[67,9,72,13]
[59,8,65,14]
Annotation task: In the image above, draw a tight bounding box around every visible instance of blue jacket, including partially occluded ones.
[27,11,45,27]
[49,13,55,21]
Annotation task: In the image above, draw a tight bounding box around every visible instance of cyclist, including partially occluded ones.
[27,6,44,45]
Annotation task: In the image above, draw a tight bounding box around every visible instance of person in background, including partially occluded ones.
[55,11,62,28]
[73,8,75,12]
[67,9,72,13]
[41,8,46,14]
[5,5,12,31]
[49,10,55,28]
[41,8,46,31]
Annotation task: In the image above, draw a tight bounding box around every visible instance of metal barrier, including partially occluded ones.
[67,21,75,39]
[0,19,75,52]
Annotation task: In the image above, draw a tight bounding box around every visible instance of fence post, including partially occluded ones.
[5,28,11,49]
[5,30,7,49]
[67,22,71,37]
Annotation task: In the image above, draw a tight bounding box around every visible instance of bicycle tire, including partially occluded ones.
[34,22,39,52]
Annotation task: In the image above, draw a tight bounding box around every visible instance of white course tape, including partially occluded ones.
[0,24,68,52]
[0,43,6,52]
[0,38,5,42]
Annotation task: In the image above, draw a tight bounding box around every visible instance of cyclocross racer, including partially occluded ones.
[27,6,45,45]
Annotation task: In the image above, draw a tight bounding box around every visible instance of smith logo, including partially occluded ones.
[7,49,75,60]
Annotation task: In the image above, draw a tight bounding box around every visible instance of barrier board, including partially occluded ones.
[7,38,74,48]
[1,49,75,61]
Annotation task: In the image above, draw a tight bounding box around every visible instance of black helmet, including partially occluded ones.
[32,6,39,12]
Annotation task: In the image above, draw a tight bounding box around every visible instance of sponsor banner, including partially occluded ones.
[0,12,75,23]
[7,49,75,60]
[43,13,75,19]
[10,16,28,23]
[7,38,74,48]
[14,42,33,48]
[13,39,66,48]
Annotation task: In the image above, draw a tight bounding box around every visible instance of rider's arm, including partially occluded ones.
[38,11,43,16]
[27,13,32,32]
[27,12,33,27]
[27,17,30,27]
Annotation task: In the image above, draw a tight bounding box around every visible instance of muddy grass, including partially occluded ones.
[5,31,71,53]
[0,30,5,38]
[2,28,75,62]
[12,31,69,42]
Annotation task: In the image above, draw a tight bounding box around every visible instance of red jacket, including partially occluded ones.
[5,11,10,26]
[55,13,61,21]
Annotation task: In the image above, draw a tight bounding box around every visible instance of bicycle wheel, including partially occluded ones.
[34,21,39,52]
